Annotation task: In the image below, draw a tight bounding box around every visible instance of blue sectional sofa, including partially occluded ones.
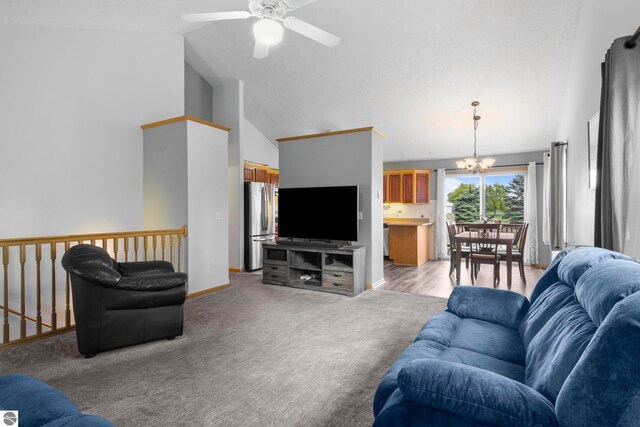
[373,247,640,426]
[0,374,114,426]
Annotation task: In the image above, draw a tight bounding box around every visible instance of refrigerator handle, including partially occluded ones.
[261,186,267,232]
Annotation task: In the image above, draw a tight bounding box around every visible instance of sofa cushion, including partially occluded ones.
[555,291,640,427]
[525,300,597,403]
[0,374,80,427]
[374,339,447,416]
[449,318,525,365]
[519,282,575,350]
[398,359,558,427]
[439,347,525,383]
[447,286,530,329]
[575,259,640,326]
[414,311,460,346]
[556,247,630,289]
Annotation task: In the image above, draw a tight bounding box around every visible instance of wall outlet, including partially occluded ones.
[358,212,364,220]
[215,212,224,221]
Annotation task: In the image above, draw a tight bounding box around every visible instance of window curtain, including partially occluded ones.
[547,142,567,250]
[524,162,538,264]
[435,168,448,259]
[542,153,551,245]
[595,36,640,259]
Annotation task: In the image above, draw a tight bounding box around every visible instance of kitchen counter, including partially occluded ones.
[384,218,433,266]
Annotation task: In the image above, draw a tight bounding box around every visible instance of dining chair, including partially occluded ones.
[467,224,502,287]
[447,221,469,276]
[498,222,529,283]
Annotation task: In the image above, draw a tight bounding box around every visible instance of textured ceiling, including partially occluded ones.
[1,0,584,161]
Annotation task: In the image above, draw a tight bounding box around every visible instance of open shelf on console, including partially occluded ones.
[262,243,366,297]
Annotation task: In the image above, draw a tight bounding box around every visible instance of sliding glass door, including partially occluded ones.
[445,172,525,223]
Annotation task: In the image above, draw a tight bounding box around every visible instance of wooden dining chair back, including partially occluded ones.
[497,222,529,283]
[447,221,470,276]
[467,224,502,287]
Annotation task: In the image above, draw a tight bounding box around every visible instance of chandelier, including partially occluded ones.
[456,101,495,174]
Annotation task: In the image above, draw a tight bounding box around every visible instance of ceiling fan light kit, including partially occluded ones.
[253,19,284,46]
[183,0,340,59]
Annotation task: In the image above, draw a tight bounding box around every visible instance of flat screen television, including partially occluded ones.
[278,185,358,243]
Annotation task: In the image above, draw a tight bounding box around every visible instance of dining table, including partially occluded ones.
[454,231,515,287]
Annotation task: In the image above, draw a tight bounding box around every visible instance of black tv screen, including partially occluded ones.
[278,186,358,242]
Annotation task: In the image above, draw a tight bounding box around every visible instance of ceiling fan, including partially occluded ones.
[182,0,340,59]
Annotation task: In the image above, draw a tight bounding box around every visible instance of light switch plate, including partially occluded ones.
[358,212,364,220]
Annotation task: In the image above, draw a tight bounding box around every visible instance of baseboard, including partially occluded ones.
[187,284,230,299]
[229,268,241,273]
[366,278,386,290]
[0,325,76,350]
[530,263,549,269]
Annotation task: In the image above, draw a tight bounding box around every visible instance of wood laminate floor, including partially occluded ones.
[383,259,544,299]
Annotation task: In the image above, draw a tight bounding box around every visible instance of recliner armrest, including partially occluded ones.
[117,261,175,277]
[116,272,187,291]
[447,286,529,328]
[398,359,558,427]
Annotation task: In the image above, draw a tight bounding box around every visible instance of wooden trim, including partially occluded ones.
[228,268,241,273]
[141,115,231,132]
[0,326,75,350]
[187,284,230,299]
[276,126,384,142]
[383,169,431,174]
[0,225,187,247]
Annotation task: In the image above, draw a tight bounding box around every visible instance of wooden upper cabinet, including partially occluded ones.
[255,168,268,183]
[383,169,431,204]
[383,175,389,203]
[268,169,279,186]
[387,173,402,203]
[244,166,255,182]
[244,162,279,184]
[402,173,413,203]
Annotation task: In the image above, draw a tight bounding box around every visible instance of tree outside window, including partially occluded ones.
[446,174,525,223]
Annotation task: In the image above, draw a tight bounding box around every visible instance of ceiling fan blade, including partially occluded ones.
[283,17,340,47]
[283,0,318,10]
[181,11,251,22]
[253,41,270,59]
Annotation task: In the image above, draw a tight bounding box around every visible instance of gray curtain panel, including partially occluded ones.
[595,37,640,258]
[548,142,567,250]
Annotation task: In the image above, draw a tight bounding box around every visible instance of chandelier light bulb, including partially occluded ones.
[253,19,284,46]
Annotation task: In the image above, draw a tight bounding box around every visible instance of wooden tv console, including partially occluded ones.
[262,243,367,297]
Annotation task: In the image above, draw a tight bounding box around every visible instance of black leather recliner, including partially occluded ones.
[62,244,188,357]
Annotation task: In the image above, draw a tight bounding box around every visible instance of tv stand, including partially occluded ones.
[262,243,366,297]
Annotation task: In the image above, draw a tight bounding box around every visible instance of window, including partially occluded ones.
[445,172,525,223]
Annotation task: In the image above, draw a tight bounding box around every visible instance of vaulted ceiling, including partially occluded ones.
[1,0,583,161]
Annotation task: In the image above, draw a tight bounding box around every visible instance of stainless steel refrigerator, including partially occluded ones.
[244,182,277,271]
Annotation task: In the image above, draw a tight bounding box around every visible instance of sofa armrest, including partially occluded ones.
[117,261,175,277]
[398,359,558,427]
[116,272,187,291]
[447,286,529,328]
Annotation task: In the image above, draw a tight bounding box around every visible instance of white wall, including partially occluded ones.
[186,121,229,292]
[279,130,384,287]
[212,81,244,270]
[0,25,184,238]
[243,118,278,168]
[555,0,640,246]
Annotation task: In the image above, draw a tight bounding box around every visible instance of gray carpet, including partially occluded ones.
[0,273,447,427]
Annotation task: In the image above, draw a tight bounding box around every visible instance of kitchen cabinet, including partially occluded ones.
[387,173,402,203]
[267,169,279,185]
[383,169,431,204]
[244,162,279,185]
[383,174,389,202]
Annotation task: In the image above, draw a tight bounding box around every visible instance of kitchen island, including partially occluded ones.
[385,219,433,266]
